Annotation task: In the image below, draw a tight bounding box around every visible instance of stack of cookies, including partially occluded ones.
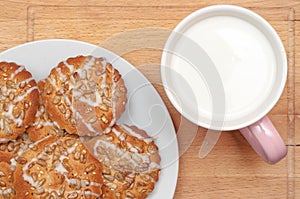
[0,56,161,199]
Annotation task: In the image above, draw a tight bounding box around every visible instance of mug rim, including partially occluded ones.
[160,4,287,131]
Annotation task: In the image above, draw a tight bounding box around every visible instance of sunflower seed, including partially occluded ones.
[103,98,111,106]
[58,185,65,196]
[39,155,49,161]
[24,102,29,109]
[31,172,38,182]
[62,160,73,172]
[140,174,150,181]
[58,104,66,114]
[52,96,60,105]
[1,86,7,94]
[7,142,14,152]
[85,164,96,173]
[49,191,59,199]
[104,175,114,182]
[101,115,108,124]
[16,156,27,164]
[9,93,14,100]
[74,151,80,160]
[65,109,71,119]
[37,178,46,187]
[35,187,45,195]
[65,139,75,147]
[18,80,26,89]
[18,110,25,120]
[88,116,97,124]
[99,104,108,112]
[114,172,124,182]
[80,154,87,164]
[36,159,47,167]
[84,189,93,199]
[125,191,135,198]
[0,181,6,187]
[67,192,78,199]
[106,182,117,190]
[102,167,111,175]
[0,171,5,177]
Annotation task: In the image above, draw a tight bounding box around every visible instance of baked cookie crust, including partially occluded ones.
[86,125,160,199]
[14,135,103,199]
[0,62,39,142]
[43,56,127,136]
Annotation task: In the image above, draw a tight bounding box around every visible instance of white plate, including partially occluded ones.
[0,39,179,199]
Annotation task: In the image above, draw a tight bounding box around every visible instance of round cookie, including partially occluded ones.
[0,162,14,199]
[85,125,160,199]
[43,55,127,136]
[14,135,103,198]
[0,62,39,142]
[27,80,65,141]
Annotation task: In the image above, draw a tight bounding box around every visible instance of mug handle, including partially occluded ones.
[239,116,287,164]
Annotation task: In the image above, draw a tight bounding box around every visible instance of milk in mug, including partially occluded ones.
[169,16,276,120]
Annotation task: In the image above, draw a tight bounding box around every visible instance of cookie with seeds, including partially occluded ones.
[27,80,65,141]
[0,133,33,199]
[0,133,33,165]
[0,162,15,199]
[43,55,127,136]
[85,125,160,199]
[0,62,39,142]
[14,135,103,198]
[100,164,159,199]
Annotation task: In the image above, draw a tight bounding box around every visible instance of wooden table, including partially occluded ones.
[1,0,300,198]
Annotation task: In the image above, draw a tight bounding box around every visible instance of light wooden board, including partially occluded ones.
[296,148,300,198]
[0,1,299,198]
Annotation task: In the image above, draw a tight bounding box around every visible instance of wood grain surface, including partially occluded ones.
[0,0,299,198]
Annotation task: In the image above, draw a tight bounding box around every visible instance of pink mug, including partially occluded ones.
[161,5,287,164]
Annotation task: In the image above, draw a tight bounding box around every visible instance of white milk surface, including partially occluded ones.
[169,16,276,121]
